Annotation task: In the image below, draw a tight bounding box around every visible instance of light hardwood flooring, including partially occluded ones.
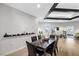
[7,37,79,56]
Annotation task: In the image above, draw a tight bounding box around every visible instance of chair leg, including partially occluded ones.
[55,47,57,52]
[56,47,58,52]
[53,49,56,56]
[55,46,58,52]
[50,53,52,56]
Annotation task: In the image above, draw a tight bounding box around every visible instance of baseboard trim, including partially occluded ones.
[2,46,26,56]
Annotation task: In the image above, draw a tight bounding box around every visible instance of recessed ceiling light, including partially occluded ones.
[37,4,40,8]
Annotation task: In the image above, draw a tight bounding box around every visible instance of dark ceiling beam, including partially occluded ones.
[71,15,79,19]
[53,8,79,12]
[44,3,79,20]
[49,3,59,13]
[44,15,79,20]
[44,3,59,18]
[44,17,71,20]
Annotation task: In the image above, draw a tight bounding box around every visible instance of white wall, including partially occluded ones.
[0,4,37,55]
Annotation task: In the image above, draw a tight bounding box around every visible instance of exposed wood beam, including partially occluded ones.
[49,3,59,13]
[44,3,79,20]
[53,8,79,12]
[44,3,59,18]
[44,15,79,20]
[71,15,79,19]
[44,17,71,20]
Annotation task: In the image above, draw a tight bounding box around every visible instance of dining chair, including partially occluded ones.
[38,35,41,40]
[50,35,55,40]
[46,41,56,56]
[54,36,59,52]
[26,41,44,56]
[26,41,37,56]
[35,46,44,56]
[31,36,37,42]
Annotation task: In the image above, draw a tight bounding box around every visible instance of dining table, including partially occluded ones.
[31,38,55,55]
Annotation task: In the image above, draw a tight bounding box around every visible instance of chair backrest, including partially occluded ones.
[55,36,59,47]
[26,41,36,56]
[50,35,55,39]
[38,35,41,40]
[46,41,55,51]
[31,36,37,42]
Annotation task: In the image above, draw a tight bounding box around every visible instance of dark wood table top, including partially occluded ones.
[31,39,55,49]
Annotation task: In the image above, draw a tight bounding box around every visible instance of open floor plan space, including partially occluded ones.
[0,3,79,56]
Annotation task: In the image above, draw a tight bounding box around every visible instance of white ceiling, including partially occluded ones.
[44,3,79,23]
[56,3,79,9]
[4,3,79,23]
[48,11,74,18]
[5,3,53,18]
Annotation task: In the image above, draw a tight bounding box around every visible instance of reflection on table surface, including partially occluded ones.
[31,39,55,49]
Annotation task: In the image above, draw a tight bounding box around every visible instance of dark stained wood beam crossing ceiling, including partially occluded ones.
[44,3,59,19]
[53,8,79,12]
[44,3,79,20]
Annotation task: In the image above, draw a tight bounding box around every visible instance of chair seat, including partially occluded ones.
[45,41,56,56]
[36,47,44,56]
[46,46,54,53]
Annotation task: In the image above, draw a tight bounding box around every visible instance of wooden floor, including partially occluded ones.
[7,37,79,56]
